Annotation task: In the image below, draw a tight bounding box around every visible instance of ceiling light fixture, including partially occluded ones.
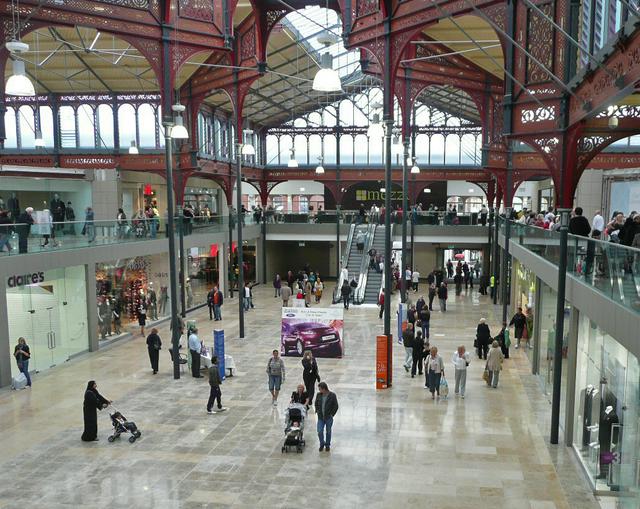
[241,129,255,155]
[608,116,619,129]
[5,41,35,96]
[410,157,420,174]
[315,156,325,174]
[367,113,384,139]
[287,150,298,168]
[170,103,189,139]
[128,140,139,154]
[312,27,342,93]
[34,130,45,148]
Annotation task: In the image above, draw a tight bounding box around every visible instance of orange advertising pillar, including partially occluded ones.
[376,335,393,389]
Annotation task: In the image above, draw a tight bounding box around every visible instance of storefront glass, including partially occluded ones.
[573,316,640,503]
[95,254,169,339]
[7,266,88,376]
[186,245,220,308]
[512,260,536,358]
[537,281,571,428]
[229,243,257,291]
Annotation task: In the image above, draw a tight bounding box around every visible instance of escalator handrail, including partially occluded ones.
[333,223,356,303]
[354,224,376,304]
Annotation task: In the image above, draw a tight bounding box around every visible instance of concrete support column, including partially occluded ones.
[0,277,12,387]
[86,263,99,352]
[89,169,121,221]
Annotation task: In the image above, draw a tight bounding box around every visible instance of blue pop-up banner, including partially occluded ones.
[213,329,225,380]
[397,303,407,343]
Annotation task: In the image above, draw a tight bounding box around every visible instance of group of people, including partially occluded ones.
[275,269,324,307]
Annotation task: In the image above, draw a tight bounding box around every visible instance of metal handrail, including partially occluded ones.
[354,223,376,304]
[333,223,355,303]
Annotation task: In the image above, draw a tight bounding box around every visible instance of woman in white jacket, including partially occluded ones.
[425,346,445,400]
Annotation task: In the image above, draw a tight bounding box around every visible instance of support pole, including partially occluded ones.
[179,197,186,317]
[501,204,511,323]
[236,144,245,339]
[261,214,267,284]
[492,209,499,305]
[336,205,341,279]
[228,210,234,299]
[164,123,181,380]
[401,140,409,303]
[550,208,570,444]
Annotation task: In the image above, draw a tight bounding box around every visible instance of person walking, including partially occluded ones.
[378,291,384,319]
[402,323,414,373]
[475,318,491,359]
[206,356,227,414]
[16,207,34,254]
[411,269,420,292]
[314,278,324,303]
[495,323,510,359]
[273,273,281,297]
[13,337,32,387]
[302,350,320,409]
[341,280,351,309]
[0,210,13,252]
[281,282,292,306]
[425,346,445,399]
[437,282,448,312]
[243,282,252,311]
[207,288,216,320]
[188,327,203,378]
[509,307,527,349]
[81,381,111,441]
[304,279,313,308]
[411,330,424,378]
[145,328,161,374]
[452,345,470,398]
[212,286,223,321]
[418,305,430,340]
[84,207,96,242]
[315,381,339,452]
[428,282,436,311]
[267,349,285,406]
[486,340,505,388]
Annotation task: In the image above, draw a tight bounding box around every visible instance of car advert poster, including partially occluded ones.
[281,307,344,358]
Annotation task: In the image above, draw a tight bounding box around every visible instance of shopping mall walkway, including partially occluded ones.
[0,285,600,509]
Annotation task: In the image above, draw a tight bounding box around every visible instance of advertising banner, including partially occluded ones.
[281,307,344,358]
[397,303,407,343]
[214,329,225,380]
[376,335,389,389]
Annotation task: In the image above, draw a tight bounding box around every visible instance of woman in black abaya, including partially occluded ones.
[81,381,111,441]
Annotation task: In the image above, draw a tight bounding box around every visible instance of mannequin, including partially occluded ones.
[186,278,193,308]
[599,405,620,481]
[582,385,598,448]
[8,192,20,219]
[158,286,168,316]
[147,282,158,320]
[50,193,65,231]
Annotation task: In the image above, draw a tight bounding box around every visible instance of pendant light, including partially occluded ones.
[34,130,45,147]
[312,7,342,94]
[315,156,325,174]
[170,103,189,139]
[241,129,255,155]
[367,113,384,139]
[287,149,298,168]
[410,157,420,174]
[5,52,35,96]
[128,140,139,154]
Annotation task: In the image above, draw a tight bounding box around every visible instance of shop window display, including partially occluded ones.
[573,316,640,503]
[95,256,168,339]
[187,246,220,307]
[512,261,536,358]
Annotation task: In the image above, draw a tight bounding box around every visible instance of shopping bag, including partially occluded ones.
[11,373,27,390]
[482,369,490,383]
[439,376,449,398]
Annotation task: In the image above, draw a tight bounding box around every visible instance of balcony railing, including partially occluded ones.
[498,217,640,314]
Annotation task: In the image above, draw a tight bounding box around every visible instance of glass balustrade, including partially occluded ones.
[499,218,640,314]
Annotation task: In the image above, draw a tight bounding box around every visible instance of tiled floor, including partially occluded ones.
[0,285,602,509]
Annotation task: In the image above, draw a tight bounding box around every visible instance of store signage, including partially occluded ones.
[8,272,45,288]
[355,189,404,201]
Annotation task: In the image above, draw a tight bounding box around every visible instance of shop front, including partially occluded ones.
[95,254,169,339]
[229,242,257,291]
[185,244,221,308]
[511,261,536,358]
[6,266,89,377]
[573,316,640,501]
[537,281,571,427]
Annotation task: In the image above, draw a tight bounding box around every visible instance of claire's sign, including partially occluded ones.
[8,272,45,288]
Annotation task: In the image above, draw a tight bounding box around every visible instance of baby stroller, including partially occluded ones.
[108,409,142,443]
[281,403,306,453]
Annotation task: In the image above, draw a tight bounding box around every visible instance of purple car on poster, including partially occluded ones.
[281,321,342,357]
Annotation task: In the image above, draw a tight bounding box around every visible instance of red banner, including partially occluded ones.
[376,335,389,390]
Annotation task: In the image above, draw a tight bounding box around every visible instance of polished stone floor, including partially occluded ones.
[0,284,601,509]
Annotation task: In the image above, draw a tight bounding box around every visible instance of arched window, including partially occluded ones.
[59,106,77,148]
[309,134,322,163]
[445,134,461,165]
[447,196,463,213]
[460,134,477,164]
[324,135,337,165]
[339,134,353,165]
[294,134,307,164]
[430,134,445,164]
[77,104,95,148]
[138,104,156,148]
[96,104,114,148]
[266,134,279,165]
[354,135,368,164]
[39,106,54,148]
[464,196,484,213]
[118,104,136,149]
[18,106,35,148]
[4,108,17,148]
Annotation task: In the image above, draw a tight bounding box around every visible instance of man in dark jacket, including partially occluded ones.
[568,207,591,237]
[476,318,491,359]
[419,306,430,340]
[206,356,227,414]
[402,323,414,372]
[341,281,351,309]
[315,382,338,452]
[509,307,527,349]
[15,207,34,254]
[207,288,216,320]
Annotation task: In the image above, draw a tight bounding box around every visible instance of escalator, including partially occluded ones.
[361,225,388,304]
[333,224,372,303]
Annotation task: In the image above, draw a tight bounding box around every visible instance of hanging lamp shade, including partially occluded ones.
[367,113,384,139]
[170,103,189,139]
[5,59,35,96]
[410,159,420,174]
[241,143,255,156]
[287,155,299,168]
[313,52,342,93]
[128,140,139,154]
[315,157,325,174]
[34,129,45,148]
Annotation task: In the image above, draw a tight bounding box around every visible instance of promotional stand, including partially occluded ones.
[376,335,393,389]
[213,329,225,380]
